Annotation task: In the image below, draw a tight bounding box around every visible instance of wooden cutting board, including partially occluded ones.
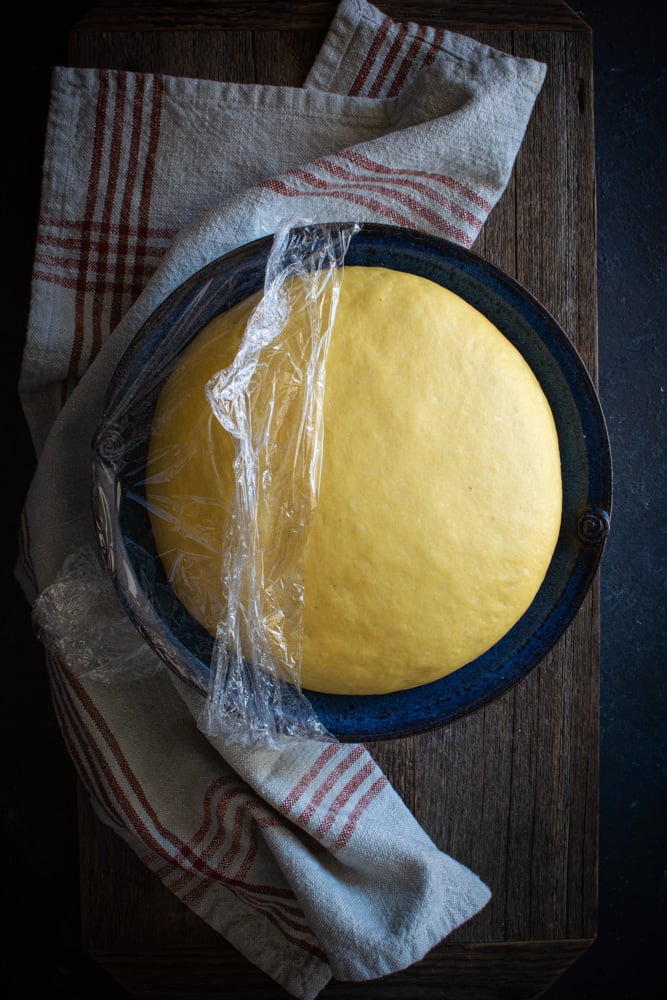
[69,3,600,996]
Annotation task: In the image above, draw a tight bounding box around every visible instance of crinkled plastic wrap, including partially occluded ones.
[89,220,358,749]
[202,221,358,745]
[33,545,164,684]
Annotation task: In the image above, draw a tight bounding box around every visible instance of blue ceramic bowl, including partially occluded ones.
[92,223,612,741]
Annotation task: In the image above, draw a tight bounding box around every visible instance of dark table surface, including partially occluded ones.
[4,2,665,999]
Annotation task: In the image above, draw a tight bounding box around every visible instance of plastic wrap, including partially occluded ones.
[200,220,358,745]
[90,219,358,749]
[33,545,164,684]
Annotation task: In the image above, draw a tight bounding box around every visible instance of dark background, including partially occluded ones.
[4,2,665,998]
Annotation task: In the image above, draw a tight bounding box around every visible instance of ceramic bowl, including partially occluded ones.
[92,223,612,741]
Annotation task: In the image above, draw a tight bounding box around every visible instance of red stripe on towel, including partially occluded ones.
[54,652,297,899]
[424,26,445,65]
[297,745,366,828]
[262,175,423,231]
[288,165,472,243]
[167,787,276,891]
[281,742,354,813]
[34,250,160,274]
[111,73,147,329]
[16,509,37,595]
[317,157,484,230]
[38,216,177,240]
[332,776,389,850]
[169,775,237,868]
[47,653,127,830]
[348,15,393,95]
[63,73,166,380]
[313,759,378,839]
[51,651,328,955]
[70,70,110,381]
[90,70,128,359]
[340,149,494,212]
[367,20,409,98]
[134,74,164,296]
[386,23,427,97]
[32,270,163,295]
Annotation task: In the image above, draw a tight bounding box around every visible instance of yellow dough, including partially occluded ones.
[146,266,562,695]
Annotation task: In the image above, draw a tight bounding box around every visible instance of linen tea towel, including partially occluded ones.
[18,2,547,997]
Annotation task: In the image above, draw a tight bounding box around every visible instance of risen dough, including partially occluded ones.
[146,266,562,695]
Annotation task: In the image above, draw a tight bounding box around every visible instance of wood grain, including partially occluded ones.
[71,1,590,34]
[70,2,599,996]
